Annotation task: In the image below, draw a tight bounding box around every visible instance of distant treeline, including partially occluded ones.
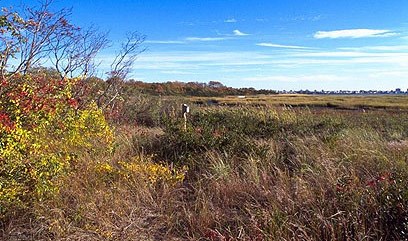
[122,80,277,97]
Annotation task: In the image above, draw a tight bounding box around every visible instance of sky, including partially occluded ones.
[3,0,408,91]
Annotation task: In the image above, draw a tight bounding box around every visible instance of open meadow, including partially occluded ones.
[1,1,407,240]
[191,94,408,110]
[2,90,407,240]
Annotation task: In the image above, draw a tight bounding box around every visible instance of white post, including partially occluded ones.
[182,104,189,131]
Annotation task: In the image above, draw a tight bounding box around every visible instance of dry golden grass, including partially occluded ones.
[154,106,408,240]
[2,104,407,240]
[191,94,408,109]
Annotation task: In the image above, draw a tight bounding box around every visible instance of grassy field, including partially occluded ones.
[191,94,408,110]
[2,94,408,240]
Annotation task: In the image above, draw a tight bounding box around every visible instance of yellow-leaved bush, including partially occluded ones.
[0,73,113,216]
[95,155,187,186]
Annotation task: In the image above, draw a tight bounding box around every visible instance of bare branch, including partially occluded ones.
[96,31,145,109]
[0,0,110,80]
[109,32,146,80]
[50,25,109,79]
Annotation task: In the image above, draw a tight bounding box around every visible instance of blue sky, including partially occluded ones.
[4,0,408,90]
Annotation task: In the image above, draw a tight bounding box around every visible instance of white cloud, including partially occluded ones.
[160,70,193,75]
[233,30,249,36]
[244,74,346,82]
[294,51,371,57]
[311,15,323,21]
[255,18,268,22]
[256,42,310,49]
[293,51,408,59]
[225,18,237,23]
[134,51,272,65]
[281,15,324,22]
[367,70,408,79]
[339,45,408,51]
[145,40,186,44]
[185,37,229,42]
[314,29,398,39]
[93,47,408,91]
[98,48,408,72]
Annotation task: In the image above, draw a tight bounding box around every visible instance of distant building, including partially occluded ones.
[277,87,407,95]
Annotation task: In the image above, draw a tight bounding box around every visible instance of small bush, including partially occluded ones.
[0,74,113,218]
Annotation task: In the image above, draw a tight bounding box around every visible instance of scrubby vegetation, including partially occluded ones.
[154,106,408,240]
[1,2,407,241]
[2,83,407,240]
[0,73,113,217]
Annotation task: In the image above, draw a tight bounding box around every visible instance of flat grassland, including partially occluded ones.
[2,94,407,241]
[191,94,408,109]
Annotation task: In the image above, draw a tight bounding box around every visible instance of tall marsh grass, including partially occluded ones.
[155,106,408,240]
[2,103,407,240]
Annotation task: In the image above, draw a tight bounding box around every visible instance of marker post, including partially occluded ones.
[182,104,189,131]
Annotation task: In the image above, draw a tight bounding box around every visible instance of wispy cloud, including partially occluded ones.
[185,37,229,42]
[179,21,195,26]
[233,30,249,36]
[244,74,345,82]
[145,40,186,44]
[293,51,408,59]
[339,45,408,51]
[255,18,268,22]
[281,14,324,22]
[160,70,193,75]
[146,35,239,44]
[256,42,310,49]
[98,47,408,72]
[311,15,323,21]
[224,18,237,23]
[314,29,398,39]
[93,46,408,91]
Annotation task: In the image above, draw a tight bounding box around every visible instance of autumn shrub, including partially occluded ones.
[155,106,408,240]
[156,107,348,168]
[0,73,113,218]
